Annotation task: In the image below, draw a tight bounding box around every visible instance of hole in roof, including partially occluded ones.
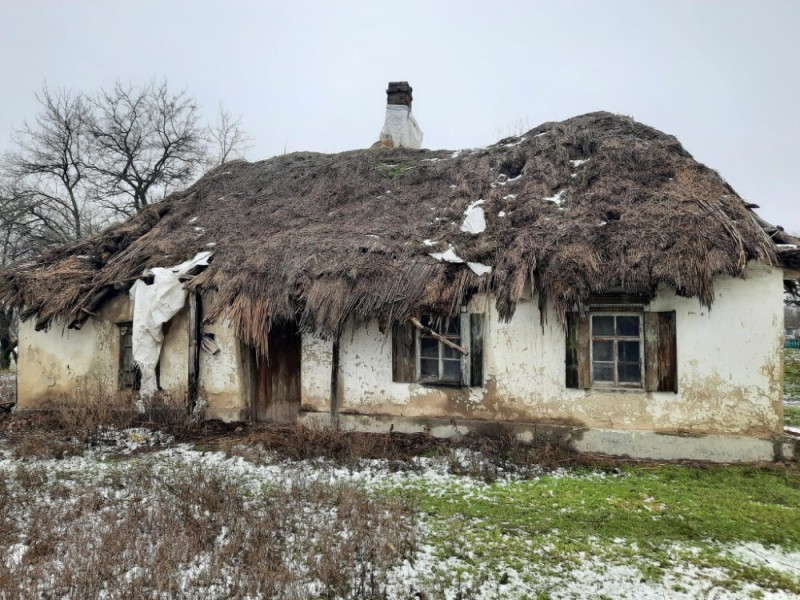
[605,209,621,221]
[498,155,527,179]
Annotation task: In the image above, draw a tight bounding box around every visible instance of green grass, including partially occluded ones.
[785,406,800,428]
[786,348,800,397]
[382,465,800,595]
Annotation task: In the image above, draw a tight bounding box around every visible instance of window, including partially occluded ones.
[418,316,463,384]
[590,314,642,387]
[566,309,677,392]
[118,323,141,390]
[392,313,485,387]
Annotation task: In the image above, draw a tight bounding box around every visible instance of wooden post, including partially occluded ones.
[330,336,340,423]
[187,292,201,413]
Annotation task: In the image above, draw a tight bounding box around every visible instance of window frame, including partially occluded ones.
[589,311,644,389]
[414,314,472,387]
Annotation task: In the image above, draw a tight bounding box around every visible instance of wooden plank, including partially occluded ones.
[565,313,578,388]
[262,323,302,423]
[576,315,591,389]
[644,311,677,392]
[470,313,484,387]
[392,321,416,382]
[330,337,340,417]
[643,312,659,392]
[657,311,677,392]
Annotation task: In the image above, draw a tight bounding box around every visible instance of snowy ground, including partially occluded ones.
[1,428,798,599]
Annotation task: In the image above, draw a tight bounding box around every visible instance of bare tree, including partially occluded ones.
[2,87,91,243]
[86,80,208,215]
[207,102,253,167]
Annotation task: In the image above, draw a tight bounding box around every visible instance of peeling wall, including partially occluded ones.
[17,293,193,408]
[301,264,785,438]
[17,264,785,441]
[199,309,248,421]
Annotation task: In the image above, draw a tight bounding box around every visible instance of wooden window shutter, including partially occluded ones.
[392,321,416,383]
[565,313,590,389]
[469,313,484,387]
[644,311,677,392]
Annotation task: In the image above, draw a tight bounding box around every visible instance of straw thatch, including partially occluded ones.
[0,111,795,351]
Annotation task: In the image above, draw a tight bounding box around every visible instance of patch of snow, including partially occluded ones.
[544,190,565,205]
[451,151,460,159]
[205,242,216,247]
[498,211,506,218]
[189,216,198,223]
[534,131,548,137]
[597,221,607,227]
[777,244,798,250]
[460,200,487,234]
[727,543,800,578]
[502,194,517,201]
[422,239,438,247]
[490,174,523,189]
[570,159,589,167]
[467,262,492,277]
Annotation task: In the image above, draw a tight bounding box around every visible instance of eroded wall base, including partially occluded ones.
[298,411,796,463]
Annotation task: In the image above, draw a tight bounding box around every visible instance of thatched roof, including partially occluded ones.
[1,111,797,349]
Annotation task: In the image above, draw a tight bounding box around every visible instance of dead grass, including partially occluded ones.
[0,464,415,599]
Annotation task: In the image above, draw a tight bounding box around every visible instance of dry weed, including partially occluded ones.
[0,463,415,599]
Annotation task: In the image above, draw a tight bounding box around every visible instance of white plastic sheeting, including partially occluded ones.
[429,246,491,277]
[379,105,423,149]
[129,252,212,409]
[460,200,486,234]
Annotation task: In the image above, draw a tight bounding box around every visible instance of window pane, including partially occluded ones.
[616,315,639,337]
[593,362,614,382]
[619,362,641,383]
[420,358,438,378]
[420,337,439,358]
[592,315,614,336]
[618,341,640,362]
[442,359,461,382]
[442,344,462,360]
[443,318,460,335]
[593,340,614,362]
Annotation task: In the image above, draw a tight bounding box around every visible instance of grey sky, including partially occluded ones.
[1,0,798,233]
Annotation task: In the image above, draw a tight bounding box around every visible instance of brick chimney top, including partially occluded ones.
[386,81,413,108]
[374,81,422,149]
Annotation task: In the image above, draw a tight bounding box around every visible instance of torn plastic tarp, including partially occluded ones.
[429,246,492,277]
[460,200,486,234]
[129,251,211,409]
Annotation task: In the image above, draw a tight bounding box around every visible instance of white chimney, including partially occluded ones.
[377,81,423,149]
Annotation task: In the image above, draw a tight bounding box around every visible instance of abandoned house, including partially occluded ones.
[2,82,799,462]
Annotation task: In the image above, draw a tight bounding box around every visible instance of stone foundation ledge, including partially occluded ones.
[297,411,796,464]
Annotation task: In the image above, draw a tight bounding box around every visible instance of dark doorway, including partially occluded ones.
[254,323,301,422]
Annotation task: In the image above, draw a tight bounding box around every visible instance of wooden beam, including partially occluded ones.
[330,336,340,421]
[187,292,201,413]
[408,316,469,356]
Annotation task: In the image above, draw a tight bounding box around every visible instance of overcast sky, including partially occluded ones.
[1,0,798,233]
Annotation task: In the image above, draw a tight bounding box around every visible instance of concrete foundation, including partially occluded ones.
[299,411,796,463]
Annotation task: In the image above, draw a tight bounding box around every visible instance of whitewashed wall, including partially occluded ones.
[302,264,785,437]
